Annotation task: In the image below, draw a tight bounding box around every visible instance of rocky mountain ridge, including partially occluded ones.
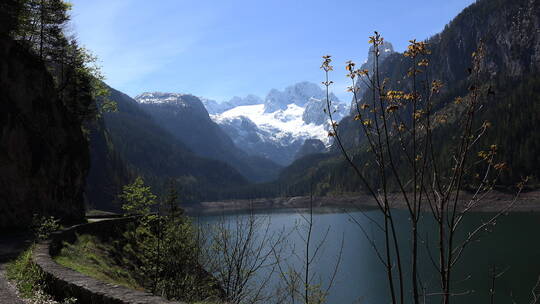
[205,82,347,165]
[133,92,282,182]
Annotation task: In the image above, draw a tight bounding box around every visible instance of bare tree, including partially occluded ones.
[273,183,344,304]
[199,209,287,304]
[321,32,526,304]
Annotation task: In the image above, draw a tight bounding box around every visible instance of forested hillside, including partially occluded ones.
[277,0,540,196]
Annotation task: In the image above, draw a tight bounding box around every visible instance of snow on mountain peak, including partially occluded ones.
[263,81,332,113]
[134,93,209,118]
[135,92,191,106]
[212,103,330,146]
[201,94,264,114]
[205,82,350,165]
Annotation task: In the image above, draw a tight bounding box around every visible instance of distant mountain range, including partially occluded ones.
[88,0,539,210]
[133,92,282,183]
[87,88,253,208]
[204,82,347,165]
[86,81,348,209]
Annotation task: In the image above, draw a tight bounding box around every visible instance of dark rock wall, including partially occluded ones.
[0,37,89,229]
[337,0,540,150]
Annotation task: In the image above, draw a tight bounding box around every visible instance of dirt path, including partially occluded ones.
[0,263,25,304]
[0,232,32,304]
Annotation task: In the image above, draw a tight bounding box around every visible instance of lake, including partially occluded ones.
[195,207,540,304]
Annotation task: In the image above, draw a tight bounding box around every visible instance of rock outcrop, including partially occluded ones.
[0,37,89,229]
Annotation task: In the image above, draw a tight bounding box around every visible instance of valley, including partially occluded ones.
[1,0,539,303]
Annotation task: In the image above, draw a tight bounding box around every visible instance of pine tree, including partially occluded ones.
[13,0,71,61]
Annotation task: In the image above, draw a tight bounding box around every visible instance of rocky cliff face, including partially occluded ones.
[420,0,540,84]
[303,97,346,125]
[0,37,89,229]
[264,82,340,113]
[85,116,133,212]
[340,0,540,149]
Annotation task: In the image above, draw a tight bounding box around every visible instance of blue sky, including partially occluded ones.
[69,0,476,102]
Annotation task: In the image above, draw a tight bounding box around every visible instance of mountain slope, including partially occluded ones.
[85,116,134,212]
[278,0,540,195]
[348,41,395,114]
[96,88,250,203]
[295,139,327,160]
[134,92,282,182]
[209,82,347,166]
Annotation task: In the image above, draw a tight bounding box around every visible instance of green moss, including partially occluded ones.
[54,234,142,290]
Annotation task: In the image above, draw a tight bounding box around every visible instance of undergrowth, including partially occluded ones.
[6,245,77,304]
[54,234,142,290]
[6,245,43,298]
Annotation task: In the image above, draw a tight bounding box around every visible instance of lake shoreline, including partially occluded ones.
[184,190,540,215]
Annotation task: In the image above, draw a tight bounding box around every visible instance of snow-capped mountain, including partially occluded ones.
[134,92,282,182]
[200,97,225,114]
[303,97,347,125]
[263,81,337,113]
[202,94,263,114]
[209,82,347,165]
[137,92,208,116]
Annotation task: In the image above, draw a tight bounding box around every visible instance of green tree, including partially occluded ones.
[13,0,71,60]
[6,0,116,121]
[120,176,157,216]
[118,178,219,302]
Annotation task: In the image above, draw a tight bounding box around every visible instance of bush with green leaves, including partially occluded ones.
[118,177,220,302]
[119,176,157,216]
[32,214,60,241]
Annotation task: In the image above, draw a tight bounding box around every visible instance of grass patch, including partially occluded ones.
[6,244,43,298]
[6,245,77,304]
[54,234,142,290]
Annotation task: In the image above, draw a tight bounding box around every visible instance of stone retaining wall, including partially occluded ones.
[32,218,183,304]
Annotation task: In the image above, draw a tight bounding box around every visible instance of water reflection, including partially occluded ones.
[194,207,540,303]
